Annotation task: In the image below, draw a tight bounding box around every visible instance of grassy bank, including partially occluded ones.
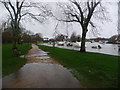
[38,45,118,88]
[2,43,31,77]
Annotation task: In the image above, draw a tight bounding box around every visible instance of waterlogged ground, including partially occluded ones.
[2,44,82,88]
[41,42,120,56]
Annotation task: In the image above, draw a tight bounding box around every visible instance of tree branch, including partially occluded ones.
[8,0,16,16]
[86,0,101,26]
[90,21,95,27]
[87,0,91,11]
[2,2,14,21]
[65,12,80,22]
[17,0,25,24]
[56,18,79,23]
[16,0,19,10]
[72,1,84,24]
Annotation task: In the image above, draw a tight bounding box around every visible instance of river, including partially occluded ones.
[41,42,120,56]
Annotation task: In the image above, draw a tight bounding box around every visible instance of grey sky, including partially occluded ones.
[0,1,118,39]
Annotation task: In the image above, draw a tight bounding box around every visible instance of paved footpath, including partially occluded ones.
[2,44,82,88]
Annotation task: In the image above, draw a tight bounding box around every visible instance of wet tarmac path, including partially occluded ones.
[2,44,82,88]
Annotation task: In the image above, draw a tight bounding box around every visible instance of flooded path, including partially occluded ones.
[2,44,81,88]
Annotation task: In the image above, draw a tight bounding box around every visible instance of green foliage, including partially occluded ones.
[2,43,31,77]
[39,45,119,88]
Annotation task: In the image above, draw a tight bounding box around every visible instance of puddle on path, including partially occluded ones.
[26,53,48,57]
[3,63,81,88]
[2,44,82,88]
[35,57,50,59]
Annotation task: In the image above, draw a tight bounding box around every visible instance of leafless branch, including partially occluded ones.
[72,1,84,24]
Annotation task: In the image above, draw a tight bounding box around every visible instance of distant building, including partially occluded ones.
[43,38,49,41]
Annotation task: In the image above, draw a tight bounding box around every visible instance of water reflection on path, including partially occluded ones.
[2,44,81,88]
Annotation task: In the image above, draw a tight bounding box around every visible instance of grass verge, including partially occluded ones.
[38,45,119,88]
[2,43,31,77]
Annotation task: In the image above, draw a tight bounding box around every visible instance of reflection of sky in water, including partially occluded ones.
[27,54,48,57]
[41,42,120,56]
[86,42,119,56]
[3,63,81,88]
[35,57,50,59]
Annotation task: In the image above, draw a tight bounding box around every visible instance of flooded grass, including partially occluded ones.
[38,45,119,88]
[2,43,31,77]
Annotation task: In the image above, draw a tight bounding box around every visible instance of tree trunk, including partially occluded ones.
[13,40,17,49]
[12,29,17,49]
[12,21,18,49]
[80,28,87,52]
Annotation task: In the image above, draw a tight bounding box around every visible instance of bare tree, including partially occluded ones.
[70,32,77,42]
[55,34,66,41]
[53,0,107,52]
[1,0,51,50]
[1,0,25,49]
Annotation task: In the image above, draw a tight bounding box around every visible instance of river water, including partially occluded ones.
[41,42,120,56]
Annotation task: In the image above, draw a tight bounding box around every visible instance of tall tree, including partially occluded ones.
[70,32,77,42]
[55,34,66,41]
[1,0,51,49]
[54,0,106,52]
[2,27,12,43]
[2,0,25,49]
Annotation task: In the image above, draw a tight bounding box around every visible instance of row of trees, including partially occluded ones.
[2,26,43,44]
[108,35,120,43]
[54,32,81,42]
[1,0,51,51]
[70,32,81,42]
[1,0,106,52]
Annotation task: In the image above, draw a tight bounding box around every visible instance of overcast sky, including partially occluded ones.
[0,1,119,39]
